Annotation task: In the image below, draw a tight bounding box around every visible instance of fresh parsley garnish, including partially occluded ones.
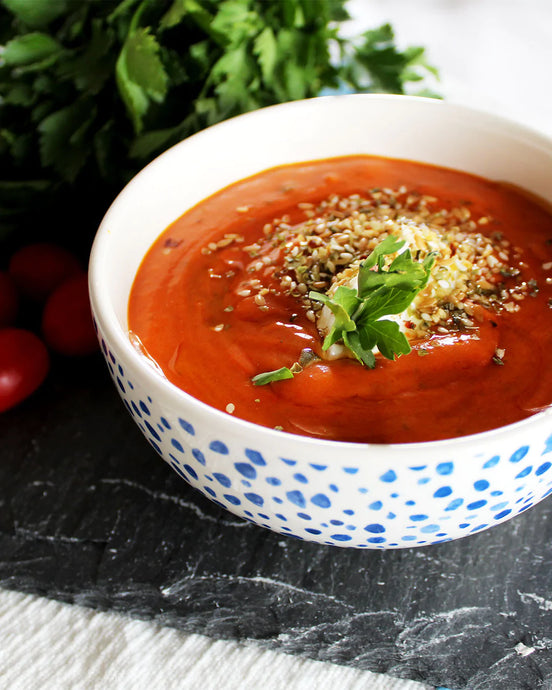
[251,236,436,384]
[0,1,439,244]
[309,235,436,367]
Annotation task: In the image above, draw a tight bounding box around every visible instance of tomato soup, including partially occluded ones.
[128,156,552,443]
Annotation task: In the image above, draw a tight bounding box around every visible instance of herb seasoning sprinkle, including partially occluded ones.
[204,186,531,346]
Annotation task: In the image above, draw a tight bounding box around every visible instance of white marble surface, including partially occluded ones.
[1,2,551,688]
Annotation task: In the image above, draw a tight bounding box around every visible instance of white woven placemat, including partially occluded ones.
[0,588,431,690]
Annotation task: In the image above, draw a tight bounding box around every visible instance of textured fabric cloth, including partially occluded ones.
[1,2,551,689]
[0,589,431,690]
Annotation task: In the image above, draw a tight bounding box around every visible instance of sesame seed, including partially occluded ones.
[204,187,530,344]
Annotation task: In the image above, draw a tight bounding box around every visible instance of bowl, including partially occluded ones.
[89,94,552,549]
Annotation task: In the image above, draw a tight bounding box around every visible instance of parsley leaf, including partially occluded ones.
[38,99,97,182]
[2,32,64,67]
[1,0,70,29]
[306,285,358,349]
[357,319,411,361]
[116,27,168,133]
[341,23,439,96]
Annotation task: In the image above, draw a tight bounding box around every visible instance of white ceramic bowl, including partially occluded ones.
[89,95,552,548]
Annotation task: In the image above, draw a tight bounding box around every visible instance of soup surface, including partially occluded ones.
[128,156,552,443]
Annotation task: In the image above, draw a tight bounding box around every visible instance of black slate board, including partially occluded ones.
[2,353,552,690]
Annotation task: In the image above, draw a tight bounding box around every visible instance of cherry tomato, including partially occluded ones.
[0,271,18,327]
[0,328,50,412]
[9,243,82,301]
[41,274,99,356]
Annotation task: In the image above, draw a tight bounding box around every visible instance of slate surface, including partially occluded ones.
[1,353,552,690]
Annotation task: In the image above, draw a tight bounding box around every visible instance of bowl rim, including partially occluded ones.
[89,93,552,455]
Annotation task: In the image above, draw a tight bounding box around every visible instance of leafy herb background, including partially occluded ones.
[0,0,438,256]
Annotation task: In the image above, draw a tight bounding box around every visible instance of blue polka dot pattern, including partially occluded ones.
[178,418,195,435]
[183,465,197,480]
[224,494,241,505]
[474,480,490,491]
[380,470,397,483]
[510,446,529,463]
[286,490,306,508]
[365,523,385,533]
[210,440,229,454]
[213,473,231,488]
[246,449,267,465]
[94,328,552,550]
[410,514,428,522]
[483,455,500,468]
[192,448,206,465]
[311,493,331,509]
[235,463,256,479]
[245,493,264,506]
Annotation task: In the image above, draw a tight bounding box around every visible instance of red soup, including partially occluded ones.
[128,156,552,443]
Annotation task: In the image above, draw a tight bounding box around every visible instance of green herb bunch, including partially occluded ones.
[0,0,438,247]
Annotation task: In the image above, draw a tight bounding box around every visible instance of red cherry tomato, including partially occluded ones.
[0,328,50,412]
[9,243,82,301]
[41,274,99,356]
[0,271,18,327]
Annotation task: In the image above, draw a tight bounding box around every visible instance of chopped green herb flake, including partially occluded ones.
[252,366,294,386]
